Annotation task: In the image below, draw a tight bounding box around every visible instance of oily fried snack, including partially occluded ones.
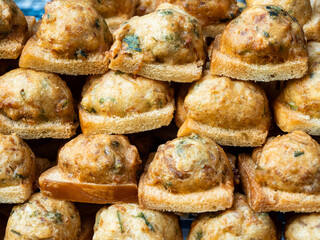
[239,131,320,212]
[108,3,206,83]
[0,68,78,139]
[79,71,175,135]
[285,213,320,240]
[4,193,81,240]
[0,133,35,203]
[274,46,320,135]
[83,0,138,33]
[139,134,234,213]
[19,0,113,75]
[93,203,183,240]
[211,5,308,82]
[40,134,141,204]
[177,71,270,147]
[187,194,277,240]
[135,0,157,16]
[156,0,239,38]
[0,0,28,59]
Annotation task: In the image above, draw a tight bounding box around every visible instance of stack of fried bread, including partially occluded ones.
[1,0,320,239]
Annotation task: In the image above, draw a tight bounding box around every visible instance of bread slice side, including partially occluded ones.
[274,100,320,135]
[138,172,233,213]
[0,182,33,204]
[0,28,28,59]
[39,167,138,204]
[210,48,308,82]
[0,113,78,139]
[177,118,268,147]
[79,99,174,135]
[109,55,204,82]
[239,153,320,212]
[19,37,109,75]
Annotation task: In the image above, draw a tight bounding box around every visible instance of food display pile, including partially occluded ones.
[1,0,320,239]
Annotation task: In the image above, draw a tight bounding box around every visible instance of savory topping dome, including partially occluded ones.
[81,71,173,117]
[6,193,80,240]
[188,194,276,240]
[83,0,137,19]
[0,0,27,40]
[109,3,205,66]
[277,61,320,118]
[184,72,270,130]
[219,5,307,64]
[0,133,35,188]
[0,68,76,125]
[247,0,312,26]
[146,134,231,193]
[58,134,141,184]
[253,131,320,194]
[93,203,182,240]
[286,213,320,239]
[156,0,239,26]
[36,0,113,58]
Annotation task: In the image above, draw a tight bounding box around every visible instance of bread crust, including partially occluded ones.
[0,27,27,59]
[178,118,268,147]
[79,99,174,135]
[211,44,308,82]
[109,57,204,83]
[0,113,78,139]
[239,153,320,212]
[274,99,320,135]
[138,149,234,213]
[39,166,138,204]
[19,37,110,75]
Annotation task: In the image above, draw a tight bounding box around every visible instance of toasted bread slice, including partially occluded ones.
[239,153,320,212]
[39,166,138,204]
[79,99,174,135]
[19,37,110,75]
[0,113,78,139]
[139,171,233,213]
[178,118,268,147]
[210,38,308,82]
[274,100,320,135]
[109,58,204,83]
[0,26,28,59]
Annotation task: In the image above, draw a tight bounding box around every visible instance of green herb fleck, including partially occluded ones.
[30,210,40,217]
[164,34,175,41]
[11,229,21,236]
[117,210,124,233]
[310,72,316,78]
[238,49,250,55]
[47,14,50,19]
[263,31,270,38]
[137,212,155,232]
[196,231,203,240]
[266,5,287,17]
[287,102,298,111]
[294,151,304,157]
[176,140,185,156]
[45,212,63,224]
[99,97,116,104]
[13,172,24,179]
[74,49,87,58]
[152,37,158,42]
[158,9,173,16]
[62,100,69,108]
[157,99,163,108]
[164,181,172,190]
[115,70,123,75]
[86,107,96,114]
[95,19,100,28]
[124,34,142,52]
[111,141,120,147]
[20,89,26,100]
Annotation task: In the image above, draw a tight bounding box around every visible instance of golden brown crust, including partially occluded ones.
[0,0,28,59]
[285,213,320,240]
[211,5,308,81]
[187,194,277,240]
[239,131,320,212]
[0,133,36,203]
[138,134,234,213]
[19,0,113,75]
[108,3,205,82]
[304,0,320,41]
[4,193,81,240]
[177,71,270,146]
[93,204,183,240]
[39,167,139,204]
[79,71,175,134]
